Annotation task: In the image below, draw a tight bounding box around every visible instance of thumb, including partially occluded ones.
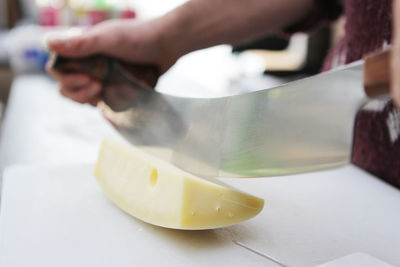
[47,21,123,58]
[47,33,99,58]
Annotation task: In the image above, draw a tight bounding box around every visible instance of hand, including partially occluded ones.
[392,0,400,108]
[46,19,178,106]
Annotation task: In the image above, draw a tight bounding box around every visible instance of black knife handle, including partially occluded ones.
[48,53,161,88]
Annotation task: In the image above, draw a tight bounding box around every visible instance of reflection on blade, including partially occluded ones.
[102,61,367,178]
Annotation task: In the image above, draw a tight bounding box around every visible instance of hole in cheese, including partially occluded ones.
[150,168,158,187]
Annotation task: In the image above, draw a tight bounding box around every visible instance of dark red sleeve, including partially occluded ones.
[284,0,343,33]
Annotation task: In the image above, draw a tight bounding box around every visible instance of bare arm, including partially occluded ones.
[159,0,314,57]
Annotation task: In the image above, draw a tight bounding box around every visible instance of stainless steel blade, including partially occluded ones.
[101,60,366,178]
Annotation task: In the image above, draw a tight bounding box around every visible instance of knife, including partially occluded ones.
[48,49,390,178]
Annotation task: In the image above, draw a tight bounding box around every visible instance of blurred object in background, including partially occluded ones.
[3,0,139,76]
[0,0,19,104]
[232,26,332,77]
[232,35,290,53]
[5,0,24,28]
[226,25,339,95]
[86,0,113,25]
[36,0,66,26]
[71,0,113,26]
[0,0,6,28]
[37,0,137,27]
[7,25,51,74]
[0,31,9,68]
[227,33,308,94]
[238,33,309,74]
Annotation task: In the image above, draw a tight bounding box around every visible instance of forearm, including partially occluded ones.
[156,0,314,57]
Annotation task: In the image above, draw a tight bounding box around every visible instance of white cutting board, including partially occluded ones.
[0,164,400,267]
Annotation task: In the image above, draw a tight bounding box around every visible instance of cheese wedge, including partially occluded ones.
[94,140,264,230]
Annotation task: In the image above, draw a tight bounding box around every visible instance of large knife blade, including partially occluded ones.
[49,50,389,178]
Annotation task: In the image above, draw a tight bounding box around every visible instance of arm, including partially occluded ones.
[159,0,314,56]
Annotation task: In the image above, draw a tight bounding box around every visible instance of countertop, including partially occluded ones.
[0,164,399,267]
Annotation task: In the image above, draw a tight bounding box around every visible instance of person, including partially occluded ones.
[47,0,400,186]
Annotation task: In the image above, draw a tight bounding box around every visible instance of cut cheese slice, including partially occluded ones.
[94,140,264,230]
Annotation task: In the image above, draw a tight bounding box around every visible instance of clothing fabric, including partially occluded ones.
[323,0,392,70]
[352,96,400,188]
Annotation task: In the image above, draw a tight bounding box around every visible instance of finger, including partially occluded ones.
[60,82,101,104]
[48,35,97,58]
[47,64,91,90]
[57,74,91,89]
[46,60,62,80]
[47,21,123,58]
[45,60,74,82]
[45,48,92,89]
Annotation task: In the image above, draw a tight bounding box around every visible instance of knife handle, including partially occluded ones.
[47,53,160,88]
[48,53,110,81]
[363,48,391,97]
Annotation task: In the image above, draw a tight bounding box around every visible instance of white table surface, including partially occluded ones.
[0,75,122,173]
[0,164,399,267]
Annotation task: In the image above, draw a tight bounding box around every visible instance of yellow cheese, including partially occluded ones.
[94,140,264,230]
